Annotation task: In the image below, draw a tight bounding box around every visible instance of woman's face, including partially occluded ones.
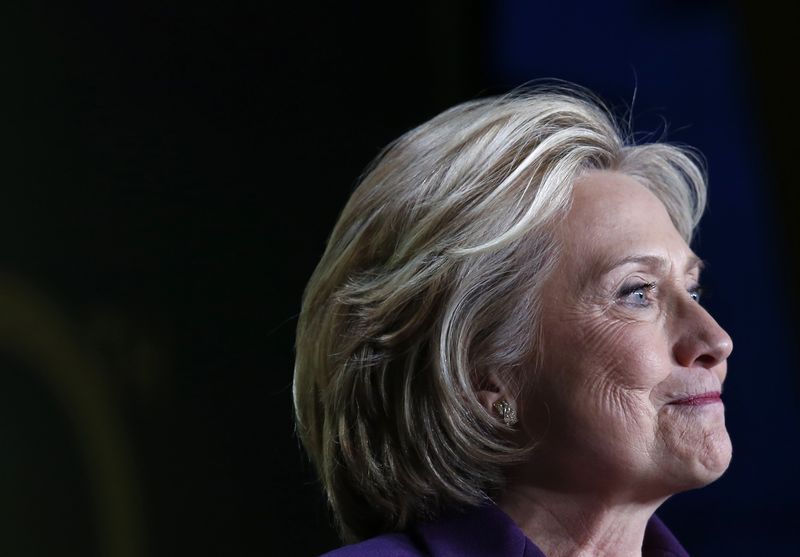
[523,170,733,499]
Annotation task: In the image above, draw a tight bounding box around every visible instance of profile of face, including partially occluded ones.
[520,170,733,500]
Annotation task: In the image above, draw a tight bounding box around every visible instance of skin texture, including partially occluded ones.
[495,171,733,556]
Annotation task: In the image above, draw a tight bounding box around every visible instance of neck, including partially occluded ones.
[498,484,666,557]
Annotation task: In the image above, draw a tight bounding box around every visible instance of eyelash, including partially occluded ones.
[616,282,704,307]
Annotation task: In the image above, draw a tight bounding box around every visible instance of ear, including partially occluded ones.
[475,371,516,419]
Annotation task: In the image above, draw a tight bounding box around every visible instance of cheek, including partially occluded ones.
[573,314,670,393]
[541,314,670,443]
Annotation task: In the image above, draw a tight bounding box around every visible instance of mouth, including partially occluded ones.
[668,391,722,406]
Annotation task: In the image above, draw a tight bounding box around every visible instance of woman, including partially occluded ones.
[293,84,733,556]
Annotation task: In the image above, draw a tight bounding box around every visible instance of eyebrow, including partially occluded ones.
[600,254,705,276]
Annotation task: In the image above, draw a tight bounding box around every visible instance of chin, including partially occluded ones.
[670,430,733,492]
[698,433,733,482]
[654,404,733,492]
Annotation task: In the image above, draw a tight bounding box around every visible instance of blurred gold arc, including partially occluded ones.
[0,274,144,557]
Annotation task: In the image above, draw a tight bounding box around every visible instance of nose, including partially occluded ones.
[672,298,733,370]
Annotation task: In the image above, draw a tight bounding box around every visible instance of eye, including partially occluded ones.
[617,281,656,307]
[689,284,704,303]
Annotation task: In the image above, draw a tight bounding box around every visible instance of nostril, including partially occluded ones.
[695,353,720,369]
[675,331,731,369]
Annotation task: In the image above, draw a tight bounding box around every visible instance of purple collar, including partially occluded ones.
[411,503,690,557]
[323,503,690,556]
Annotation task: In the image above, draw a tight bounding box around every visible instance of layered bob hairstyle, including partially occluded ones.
[293,85,707,542]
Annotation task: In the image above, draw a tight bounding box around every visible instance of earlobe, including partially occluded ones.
[475,373,518,426]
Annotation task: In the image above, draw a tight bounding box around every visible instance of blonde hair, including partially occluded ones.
[293,85,706,541]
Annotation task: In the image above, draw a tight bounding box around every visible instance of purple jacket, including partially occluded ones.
[322,503,689,556]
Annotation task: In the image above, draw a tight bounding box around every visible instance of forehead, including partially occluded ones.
[559,171,694,274]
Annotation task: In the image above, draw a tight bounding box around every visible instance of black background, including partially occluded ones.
[0,2,797,556]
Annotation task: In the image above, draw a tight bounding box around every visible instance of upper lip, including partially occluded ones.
[668,391,722,404]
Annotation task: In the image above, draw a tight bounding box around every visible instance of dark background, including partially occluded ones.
[0,1,797,556]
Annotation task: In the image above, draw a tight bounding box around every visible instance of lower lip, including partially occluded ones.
[669,393,722,406]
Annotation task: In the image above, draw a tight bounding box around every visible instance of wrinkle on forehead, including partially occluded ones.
[591,255,704,290]
[558,171,695,283]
